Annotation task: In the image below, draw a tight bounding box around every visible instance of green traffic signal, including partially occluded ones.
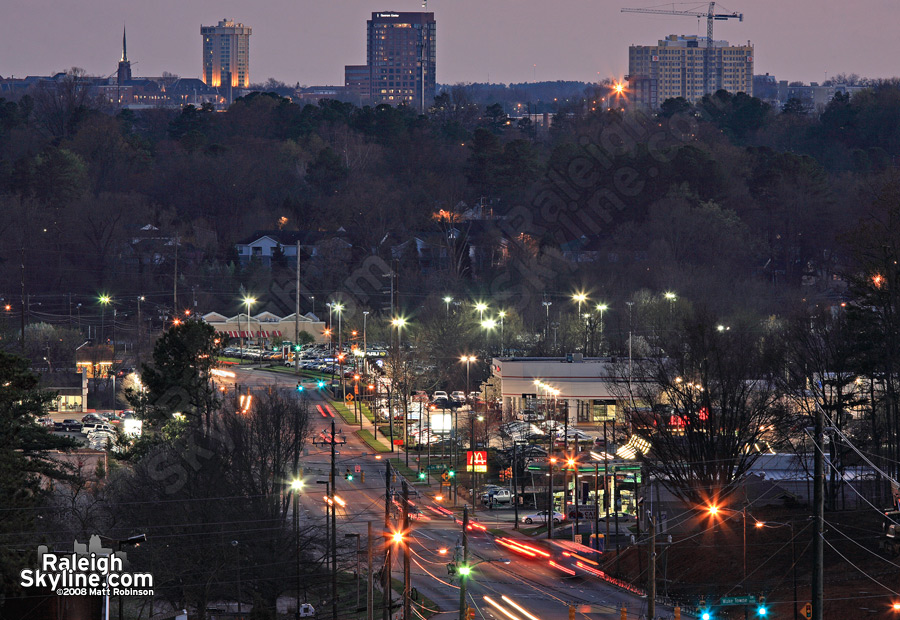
[317,380,325,389]
[418,472,426,480]
[347,474,353,481]
[294,345,302,352]
[297,383,304,392]
[756,606,767,617]
[458,565,471,576]
[448,470,455,478]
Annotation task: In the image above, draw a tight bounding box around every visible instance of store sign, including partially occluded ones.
[466,450,487,473]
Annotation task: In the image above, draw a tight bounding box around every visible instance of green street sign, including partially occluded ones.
[720,595,756,606]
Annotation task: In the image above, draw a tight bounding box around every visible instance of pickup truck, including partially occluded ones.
[82,422,114,435]
[55,419,83,432]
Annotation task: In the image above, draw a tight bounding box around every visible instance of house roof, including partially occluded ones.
[236,230,351,247]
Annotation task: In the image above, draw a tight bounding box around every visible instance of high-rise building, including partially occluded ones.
[627,34,753,105]
[345,11,435,110]
[200,19,251,102]
[344,65,371,105]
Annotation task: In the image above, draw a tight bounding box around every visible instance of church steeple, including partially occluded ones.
[117,24,132,86]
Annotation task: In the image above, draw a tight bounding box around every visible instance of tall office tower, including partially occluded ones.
[117,26,132,85]
[628,34,753,105]
[201,18,251,102]
[366,11,435,110]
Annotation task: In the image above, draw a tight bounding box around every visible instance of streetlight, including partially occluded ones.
[474,302,488,321]
[481,319,497,357]
[707,504,748,587]
[572,292,588,352]
[595,303,608,355]
[290,479,304,620]
[241,296,256,363]
[443,296,453,315]
[460,356,476,402]
[362,310,369,376]
[98,294,111,348]
[755,520,798,620]
[498,311,506,356]
[333,302,345,401]
[391,317,408,460]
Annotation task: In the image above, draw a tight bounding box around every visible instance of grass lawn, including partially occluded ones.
[357,429,391,453]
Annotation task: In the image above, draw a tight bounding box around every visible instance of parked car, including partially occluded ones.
[37,417,54,428]
[432,391,449,401]
[450,391,466,403]
[60,419,83,432]
[82,414,103,424]
[520,510,566,525]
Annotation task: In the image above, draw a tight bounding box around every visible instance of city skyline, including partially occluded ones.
[1,0,898,89]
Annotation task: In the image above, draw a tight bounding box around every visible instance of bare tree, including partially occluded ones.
[612,310,784,505]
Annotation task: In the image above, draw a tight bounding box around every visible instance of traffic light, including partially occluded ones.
[296,383,304,392]
[756,604,768,616]
[294,345,302,352]
[317,380,325,389]
[701,612,712,620]
[448,469,455,478]
[458,564,471,576]
[418,472,426,480]
[345,469,353,481]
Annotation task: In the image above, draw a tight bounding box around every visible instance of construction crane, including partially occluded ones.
[621,2,743,95]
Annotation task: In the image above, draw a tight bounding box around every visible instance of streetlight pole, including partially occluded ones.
[498,311,506,356]
[572,292,587,352]
[291,479,303,620]
[595,303,608,356]
[443,296,452,315]
[363,311,369,376]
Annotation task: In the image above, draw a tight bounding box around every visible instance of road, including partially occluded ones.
[228,366,689,619]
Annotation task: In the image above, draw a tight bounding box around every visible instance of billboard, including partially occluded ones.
[430,412,452,432]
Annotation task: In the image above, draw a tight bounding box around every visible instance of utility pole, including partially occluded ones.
[173,235,178,313]
[547,456,554,540]
[512,442,519,529]
[331,418,338,620]
[594,464,601,551]
[402,481,411,620]
[367,521,374,620]
[812,404,825,620]
[383,460,392,620]
[457,505,469,620]
[648,514,656,620]
[295,240,301,375]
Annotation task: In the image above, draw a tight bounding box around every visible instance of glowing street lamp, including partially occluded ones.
[241,296,256,363]
[443,296,453,314]
[460,355,477,400]
[474,302,488,321]
[498,310,506,356]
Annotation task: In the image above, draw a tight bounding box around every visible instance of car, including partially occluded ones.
[82,414,103,424]
[412,391,429,403]
[450,391,466,403]
[597,511,637,523]
[432,391,449,401]
[37,417,54,428]
[61,419,83,432]
[521,510,566,525]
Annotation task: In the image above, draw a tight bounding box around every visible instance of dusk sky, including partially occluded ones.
[2,0,898,87]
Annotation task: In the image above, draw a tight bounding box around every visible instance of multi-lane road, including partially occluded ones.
[223,367,687,620]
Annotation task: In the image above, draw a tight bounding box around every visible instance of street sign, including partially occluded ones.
[802,603,812,619]
[466,450,488,473]
[345,393,354,401]
[720,596,756,606]
[354,465,361,473]
[427,464,444,471]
